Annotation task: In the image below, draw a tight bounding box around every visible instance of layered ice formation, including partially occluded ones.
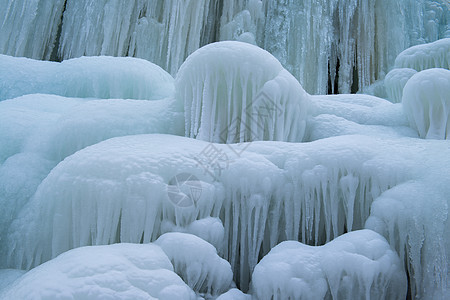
[177,41,309,143]
[0,55,175,101]
[394,38,450,71]
[402,68,450,139]
[251,230,407,300]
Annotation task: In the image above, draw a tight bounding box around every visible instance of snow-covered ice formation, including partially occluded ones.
[394,38,450,71]
[402,68,450,139]
[384,68,418,103]
[155,232,233,296]
[251,230,407,300]
[0,55,175,101]
[0,243,197,300]
[177,41,309,143]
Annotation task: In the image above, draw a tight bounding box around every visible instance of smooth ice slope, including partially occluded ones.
[402,68,450,139]
[177,41,309,143]
[251,230,407,300]
[0,55,175,101]
[6,134,449,297]
[155,232,233,296]
[394,38,450,71]
[0,243,196,300]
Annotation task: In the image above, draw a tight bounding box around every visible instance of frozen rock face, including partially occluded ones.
[402,68,450,139]
[155,232,233,296]
[0,55,175,101]
[394,38,450,71]
[251,230,407,300]
[384,68,417,103]
[0,243,197,300]
[177,41,309,143]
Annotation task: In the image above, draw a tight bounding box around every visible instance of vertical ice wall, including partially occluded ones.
[0,0,448,93]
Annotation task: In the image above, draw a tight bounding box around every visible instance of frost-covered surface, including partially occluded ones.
[394,38,450,71]
[0,269,25,293]
[384,68,418,103]
[0,243,197,300]
[216,288,251,300]
[178,41,309,143]
[155,232,233,296]
[251,230,407,300]
[4,133,449,296]
[402,68,450,139]
[0,94,184,265]
[0,55,175,101]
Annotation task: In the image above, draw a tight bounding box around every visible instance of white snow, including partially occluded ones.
[384,68,418,103]
[251,230,407,300]
[0,55,175,101]
[155,232,233,296]
[0,243,197,300]
[394,38,450,71]
[177,41,309,143]
[402,68,450,139]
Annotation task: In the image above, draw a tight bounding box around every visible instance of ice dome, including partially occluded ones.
[177,41,309,143]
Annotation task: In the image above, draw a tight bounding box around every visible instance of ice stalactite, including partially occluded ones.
[5,135,418,292]
[0,0,65,60]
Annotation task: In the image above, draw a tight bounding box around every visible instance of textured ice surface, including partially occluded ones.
[5,133,449,296]
[216,288,251,300]
[155,232,233,296]
[251,230,407,300]
[384,68,418,103]
[0,55,175,101]
[0,269,25,293]
[394,38,450,71]
[0,243,196,300]
[177,41,309,143]
[402,68,450,139]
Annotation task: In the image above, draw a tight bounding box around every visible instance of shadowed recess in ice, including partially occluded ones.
[177,41,309,143]
[251,230,407,300]
[0,243,197,300]
[402,68,450,139]
[5,134,449,297]
[0,55,175,101]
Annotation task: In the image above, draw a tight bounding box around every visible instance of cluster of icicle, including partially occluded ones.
[1,0,448,94]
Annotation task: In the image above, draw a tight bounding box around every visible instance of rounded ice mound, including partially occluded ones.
[394,38,450,71]
[402,68,450,139]
[0,55,175,101]
[0,243,196,300]
[155,232,233,296]
[176,41,309,143]
[251,230,407,300]
[384,68,417,103]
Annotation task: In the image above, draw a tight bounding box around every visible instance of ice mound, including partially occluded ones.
[216,288,251,300]
[394,38,450,71]
[177,41,309,143]
[384,68,417,103]
[155,232,233,296]
[251,230,407,300]
[402,68,450,139]
[0,243,196,300]
[0,55,175,101]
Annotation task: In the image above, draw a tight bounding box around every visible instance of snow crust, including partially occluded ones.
[394,38,450,71]
[0,243,197,300]
[177,41,309,143]
[251,230,407,300]
[402,68,450,139]
[155,232,233,296]
[0,55,175,101]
